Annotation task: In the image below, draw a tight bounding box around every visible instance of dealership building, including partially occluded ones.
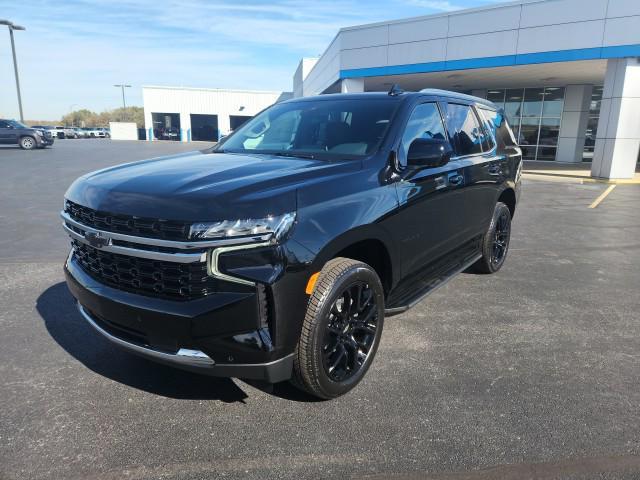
[142,87,291,142]
[143,0,640,179]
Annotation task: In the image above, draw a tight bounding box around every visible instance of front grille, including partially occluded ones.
[66,201,190,241]
[71,239,234,300]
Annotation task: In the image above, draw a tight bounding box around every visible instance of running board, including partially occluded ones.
[384,253,482,317]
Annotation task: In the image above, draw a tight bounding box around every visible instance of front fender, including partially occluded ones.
[291,168,401,288]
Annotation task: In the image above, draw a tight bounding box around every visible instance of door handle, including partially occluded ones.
[448,174,464,185]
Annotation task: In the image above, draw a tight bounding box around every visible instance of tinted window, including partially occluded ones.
[444,103,483,156]
[398,102,446,166]
[478,107,517,150]
[0,120,10,128]
[219,98,399,159]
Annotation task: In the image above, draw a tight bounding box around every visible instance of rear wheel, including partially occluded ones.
[473,201,511,274]
[19,136,36,150]
[292,257,384,399]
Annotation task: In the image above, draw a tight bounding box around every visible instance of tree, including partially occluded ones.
[60,106,145,128]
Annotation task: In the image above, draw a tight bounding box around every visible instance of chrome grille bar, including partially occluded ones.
[61,211,271,250]
[63,223,206,263]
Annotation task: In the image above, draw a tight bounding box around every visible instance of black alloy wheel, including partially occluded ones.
[490,207,511,267]
[292,257,385,399]
[473,201,512,274]
[322,281,379,382]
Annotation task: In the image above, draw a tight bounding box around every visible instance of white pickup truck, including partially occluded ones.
[55,126,78,139]
[85,127,110,138]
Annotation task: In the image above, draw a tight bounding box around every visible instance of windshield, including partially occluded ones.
[216,98,400,159]
[9,120,28,129]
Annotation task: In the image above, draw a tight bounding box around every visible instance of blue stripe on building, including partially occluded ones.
[340,44,640,79]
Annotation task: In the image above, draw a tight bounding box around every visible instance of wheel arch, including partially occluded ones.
[309,226,398,296]
[498,187,516,218]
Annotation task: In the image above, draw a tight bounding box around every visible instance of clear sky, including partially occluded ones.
[0,0,506,121]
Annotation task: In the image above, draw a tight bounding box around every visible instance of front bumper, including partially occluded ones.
[64,254,295,383]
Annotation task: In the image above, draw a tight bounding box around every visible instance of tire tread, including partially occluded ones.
[293,257,375,399]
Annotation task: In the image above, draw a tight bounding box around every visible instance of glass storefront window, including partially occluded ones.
[520,146,537,160]
[537,147,557,161]
[504,89,523,128]
[584,85,603,161]
[519,117,540,145]
[487,90,505,110]
[522,88,544,117]
[542,87,564,116]
[590,86,603,114]
[539,118,561,146]
[484,86,565,160]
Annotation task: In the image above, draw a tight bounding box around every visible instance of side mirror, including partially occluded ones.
[406,138,453,169]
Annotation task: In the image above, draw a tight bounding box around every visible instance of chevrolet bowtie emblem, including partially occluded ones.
[84,231,111,249]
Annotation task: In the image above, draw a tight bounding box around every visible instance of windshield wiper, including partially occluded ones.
[271,151,317,160]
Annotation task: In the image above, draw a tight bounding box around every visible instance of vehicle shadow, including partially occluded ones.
[37,282,249,403]
[36,282,320,403]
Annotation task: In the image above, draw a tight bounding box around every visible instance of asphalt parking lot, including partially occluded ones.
[1,140,639,480]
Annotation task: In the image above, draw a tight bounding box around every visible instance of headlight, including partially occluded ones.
[189,212,296,241]
[35,130,43,137]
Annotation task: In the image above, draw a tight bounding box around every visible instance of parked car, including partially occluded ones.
[54,126,78,139]
[0,119,54,149]
[85,127,110,138]
[61,88,522,399]
[72,127,88,138]
[31,125,57,138]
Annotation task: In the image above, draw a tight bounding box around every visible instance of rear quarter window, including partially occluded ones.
[478,107,518,150]
[444,103,483,157]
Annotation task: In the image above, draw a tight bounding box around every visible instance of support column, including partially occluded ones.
[144,110,153,141]
[179,112,191,143]
[557,84,593,163]
[592,58,640,179]
[218,114,231,141]
[340,78,365,93]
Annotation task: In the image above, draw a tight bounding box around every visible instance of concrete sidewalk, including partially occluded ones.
[523,161,640,184]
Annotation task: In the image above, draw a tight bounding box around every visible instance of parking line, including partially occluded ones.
[589,184,616,209]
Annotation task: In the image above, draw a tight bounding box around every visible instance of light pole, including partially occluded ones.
[113,84,131,121]
[1,20,26,122]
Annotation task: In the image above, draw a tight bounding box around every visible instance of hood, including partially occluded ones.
[65,150,359,221]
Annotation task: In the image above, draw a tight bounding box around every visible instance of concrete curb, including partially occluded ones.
[523,171,640,185]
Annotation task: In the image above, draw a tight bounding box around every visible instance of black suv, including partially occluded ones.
[62,89,521,399]
[0,119,54,149]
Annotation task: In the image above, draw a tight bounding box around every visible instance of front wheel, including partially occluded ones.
[19,136,36,150]
[473,201,512,274]
[292,257,385,399]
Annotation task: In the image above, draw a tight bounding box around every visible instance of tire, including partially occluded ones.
[292,257,385,399]
[472,201,512,274]
[19,136,36,150]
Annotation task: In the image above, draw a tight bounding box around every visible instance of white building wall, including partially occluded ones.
[301,0,640,96]
[143,87,292,142]
[592,58,640,179]
[109,122,138,141]
[293,58,319,98]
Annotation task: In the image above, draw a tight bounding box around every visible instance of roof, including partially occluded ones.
[282,90,496,108]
